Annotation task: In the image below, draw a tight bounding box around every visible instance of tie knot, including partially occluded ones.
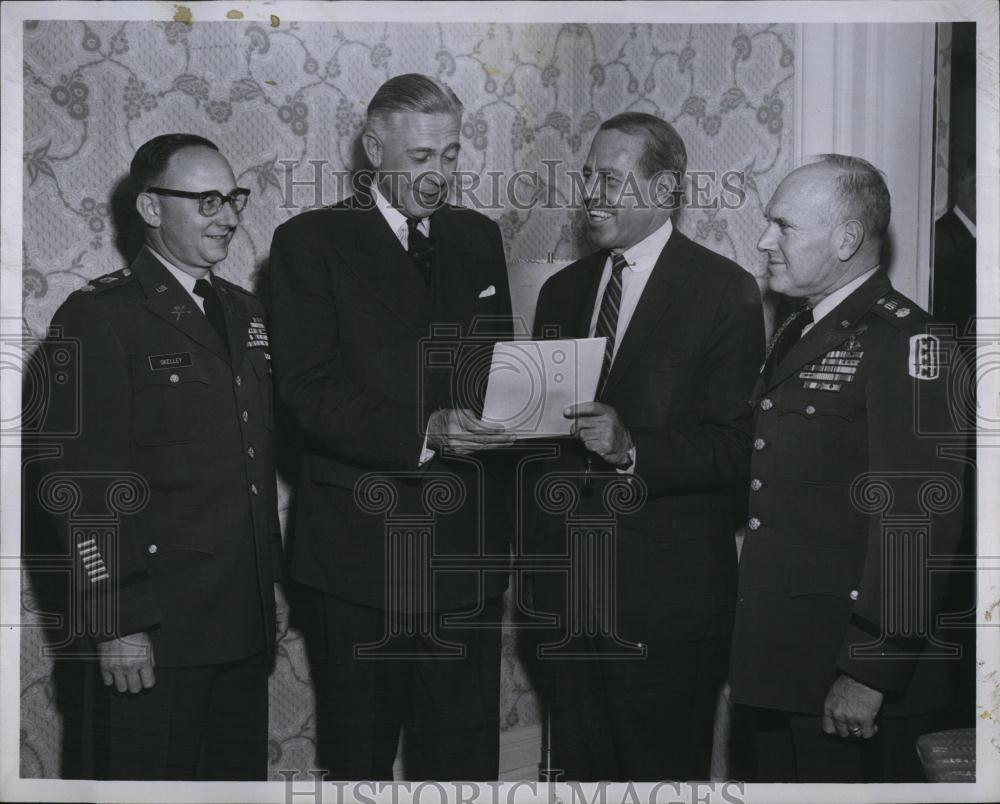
[407,217,424,235]
[796,304,814,326]
[193,278,213,299]
[610,252,628,274]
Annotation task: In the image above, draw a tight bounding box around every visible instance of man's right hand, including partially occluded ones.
[426,408,515,455]
[98,632,156,693]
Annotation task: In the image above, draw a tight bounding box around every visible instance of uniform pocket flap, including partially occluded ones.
[787,545,864,598]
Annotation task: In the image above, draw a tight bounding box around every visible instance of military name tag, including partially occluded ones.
[148,352,193,371]
[247,316,269,349]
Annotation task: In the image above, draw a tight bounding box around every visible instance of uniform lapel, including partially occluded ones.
[216,279,249,368]
[600,228,698,398]
[761,271,892,392]
[135,249,231,363]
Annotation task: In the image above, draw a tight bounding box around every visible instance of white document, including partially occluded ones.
[482,338,606,438]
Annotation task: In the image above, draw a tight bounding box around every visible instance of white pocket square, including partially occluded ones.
[478,285,496,299]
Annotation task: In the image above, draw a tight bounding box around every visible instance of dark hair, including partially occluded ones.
[814,153,892,238]
[598,112,687,179]
[366,73,463,124]
[129,133,218,192]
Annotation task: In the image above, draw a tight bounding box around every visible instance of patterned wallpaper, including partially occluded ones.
[20,19,795,779]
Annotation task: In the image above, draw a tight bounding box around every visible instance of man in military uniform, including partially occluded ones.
[39,133,285,779]
[729,155,969,782]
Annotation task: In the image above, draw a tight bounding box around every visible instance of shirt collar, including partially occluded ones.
[810,267,879,326]
[953,205,976,238]
[146,246,211,294]
[614,217,673,273]
[370,180,429,241]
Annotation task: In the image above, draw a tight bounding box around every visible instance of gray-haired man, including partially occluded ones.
[267,74,514,780]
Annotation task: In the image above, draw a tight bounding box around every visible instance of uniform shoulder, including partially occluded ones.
[867,289,934,331]
[70,266,138,297]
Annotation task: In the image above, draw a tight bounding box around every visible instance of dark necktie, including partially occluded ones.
[595,252,628,390]
[763,304,813,383]
[406,218,434,288]
[193,277,229,353]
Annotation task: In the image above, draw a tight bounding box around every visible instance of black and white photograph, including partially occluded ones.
[1,1,997,802]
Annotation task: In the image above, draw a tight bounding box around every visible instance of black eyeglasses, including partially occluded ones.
[145,187,251,217]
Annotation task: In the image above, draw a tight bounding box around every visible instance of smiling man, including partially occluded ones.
[267,74,513,780]
[729,155,968,782]
[527,112,764,781]
[39,133,285,779]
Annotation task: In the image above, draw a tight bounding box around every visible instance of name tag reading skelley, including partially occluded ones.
[148,352,193,371]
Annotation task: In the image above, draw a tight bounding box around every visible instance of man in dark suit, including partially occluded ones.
[527,112,765,781]
[37,133,285,779]
[267,74,514,780]
[729,155,968,782]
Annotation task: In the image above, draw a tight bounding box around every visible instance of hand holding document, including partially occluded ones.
[481,338,606,437]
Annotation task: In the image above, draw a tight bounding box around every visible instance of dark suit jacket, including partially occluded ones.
[267,194,514,613]
[529,227,765,643]
[730,271,967,716]
[38,248,281,667]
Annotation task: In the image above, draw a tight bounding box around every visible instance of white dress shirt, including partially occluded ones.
[371,181,430,246]
[148,247,212,313]
[801,267,879,336]
[588,218,673,360]
[585,218,675,474]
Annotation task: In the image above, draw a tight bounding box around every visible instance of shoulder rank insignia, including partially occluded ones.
[909,334,940,380]
[247,316,269,349]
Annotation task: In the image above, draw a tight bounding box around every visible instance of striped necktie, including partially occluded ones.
[595,252,628,390]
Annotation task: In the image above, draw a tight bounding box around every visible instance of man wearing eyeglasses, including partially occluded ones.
[39,133,285,779]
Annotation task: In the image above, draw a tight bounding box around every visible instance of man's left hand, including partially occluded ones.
[275,583,290,642]
[564,402,633,467]
[822,673,884,739]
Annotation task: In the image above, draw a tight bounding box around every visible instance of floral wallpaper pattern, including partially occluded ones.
[20,19,795,779]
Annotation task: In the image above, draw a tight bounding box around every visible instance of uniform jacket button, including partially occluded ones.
[850,589,859,601]
[147,544,158,555]
[760,398,773,411]
[235,375,242,387]
[753,437,766,451]
[250,482,259,495]
[247,446,255,458]
[805,404,817,415]
[750,478,763,492]
[242,410,249,423]
[748,517,761,530]
[168,373,179,384]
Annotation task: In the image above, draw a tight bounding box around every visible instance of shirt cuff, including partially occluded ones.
[419,432,435,466]
[616,445,637,475]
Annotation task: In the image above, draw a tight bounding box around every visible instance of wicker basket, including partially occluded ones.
[916,728,976,782]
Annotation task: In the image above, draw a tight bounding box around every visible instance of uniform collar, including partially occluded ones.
[807,267,879,331]
[146,246,213,296]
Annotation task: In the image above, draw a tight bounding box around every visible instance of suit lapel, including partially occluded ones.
[135,249,230,363]
[348,201,432,333]
[600,229,698,398]
[761,271,892,392]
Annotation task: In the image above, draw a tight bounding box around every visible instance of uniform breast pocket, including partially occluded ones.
[131,361,216,446]
[774,396,863,483]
